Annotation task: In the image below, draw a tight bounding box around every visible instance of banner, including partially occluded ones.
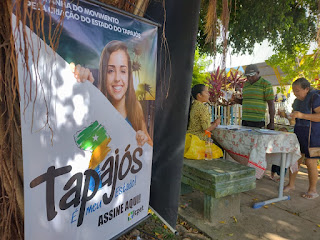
[13,0,157,239]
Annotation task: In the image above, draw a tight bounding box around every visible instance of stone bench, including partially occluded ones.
[181,158,256,224]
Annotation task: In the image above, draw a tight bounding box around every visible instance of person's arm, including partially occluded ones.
[291,106,320,122]
[291,94,320,122]
[264,80,275,130]
[136,129,153,147]
[198,104,220,133]
[232,96,243,105]
[267,99,275,130]
[72,63,95,83]
[138,122,153,147]
[206,118,220,132]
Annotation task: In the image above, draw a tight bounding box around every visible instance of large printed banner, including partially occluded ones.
[13,0,157,239]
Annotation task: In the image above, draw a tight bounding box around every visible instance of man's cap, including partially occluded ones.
[244,64,259,76]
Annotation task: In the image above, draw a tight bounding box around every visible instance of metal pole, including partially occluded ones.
[149,206,178,235]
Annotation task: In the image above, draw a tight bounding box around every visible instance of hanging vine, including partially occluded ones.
[203,0,231,69]
[204,0,218,52]
[221,0,230,69]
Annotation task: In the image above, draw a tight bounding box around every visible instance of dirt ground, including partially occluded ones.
[118,214,210,240]
[120,163,320,240]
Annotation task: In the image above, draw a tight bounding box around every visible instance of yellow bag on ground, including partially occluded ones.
[184,133,223,160]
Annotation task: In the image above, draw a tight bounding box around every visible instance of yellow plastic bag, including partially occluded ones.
[184,133,223,160]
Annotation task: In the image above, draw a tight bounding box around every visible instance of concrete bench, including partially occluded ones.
[181,158,256,224]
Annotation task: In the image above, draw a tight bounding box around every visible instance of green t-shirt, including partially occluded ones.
[242,77,274,122]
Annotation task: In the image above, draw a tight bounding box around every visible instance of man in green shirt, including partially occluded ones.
[234,64,275,129]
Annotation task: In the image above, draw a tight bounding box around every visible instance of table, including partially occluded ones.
[212,125,301,208]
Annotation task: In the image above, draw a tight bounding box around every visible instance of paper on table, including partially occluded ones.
[235,128,252,132]
[216,125,246,130]
[254,129,280,134]
[216,125,229,129]
[217,125,238,129]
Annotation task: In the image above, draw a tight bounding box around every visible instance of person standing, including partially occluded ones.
[233,64,276,178]
[233,64,275,129]
[284,78,320,199]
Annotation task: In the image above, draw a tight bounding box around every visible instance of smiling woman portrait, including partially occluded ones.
[74,40,152,146]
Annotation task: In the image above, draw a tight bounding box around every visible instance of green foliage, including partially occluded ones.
[198,0,318,56]
[266,45,320,89]
[192,48,211,86]
[207,67,226,103]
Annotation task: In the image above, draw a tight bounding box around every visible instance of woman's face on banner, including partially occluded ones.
[106,49,129,104]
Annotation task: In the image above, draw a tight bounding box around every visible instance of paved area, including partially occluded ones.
[179,163,320,240]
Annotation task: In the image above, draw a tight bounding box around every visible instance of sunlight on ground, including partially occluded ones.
[298,171,308,176]
[276,220,299,233]
[245,232,291,240]
[260,215,273,222]
[264,233,290,240]
[244,233,261,239]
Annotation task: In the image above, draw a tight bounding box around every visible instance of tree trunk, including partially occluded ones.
[0,4,24,240]
[0,0,150,239]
